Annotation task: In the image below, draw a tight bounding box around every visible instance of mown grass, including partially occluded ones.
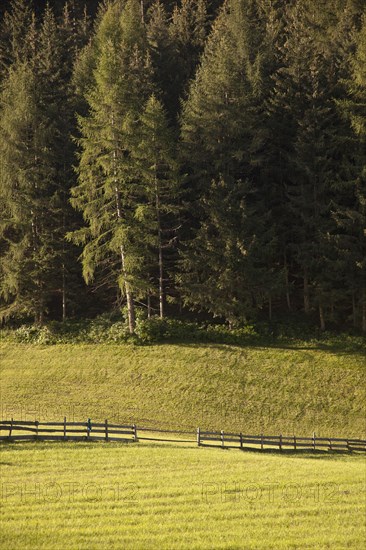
[0,339,365,549]
[0,341,365,437]
[0,442,365,549]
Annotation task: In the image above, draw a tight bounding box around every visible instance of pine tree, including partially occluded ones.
[147,1,178,119]
[0,63,38,320]
[336,12,366,331]
[181,0,268,192]
[40,3,91,321]
[265,1,359,329]
[169,0,209,109]
[0,0,35,78]
[179,0,280,323]
[0,3,88,323]
[69,0,154,333]
[178,177,279,325]
[133,94,181,317]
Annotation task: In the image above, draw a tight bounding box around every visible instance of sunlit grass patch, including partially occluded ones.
[0,442,364,549]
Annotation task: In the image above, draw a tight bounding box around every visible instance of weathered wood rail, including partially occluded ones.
[0,419,137,443]
[197,429,366,452]
[1,420,365,453]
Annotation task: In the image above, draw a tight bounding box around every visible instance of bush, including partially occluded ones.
[105,322,130,343]
[6,315,364,349]
[134,317,260,345]
[13,325,58,344]
[9,317,261,346]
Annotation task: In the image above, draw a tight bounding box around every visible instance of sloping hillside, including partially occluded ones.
[0,342,365,437]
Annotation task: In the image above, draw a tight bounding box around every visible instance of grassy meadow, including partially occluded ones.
[0,338,365,549]
[0,441,365,550]
[0,340,365,437]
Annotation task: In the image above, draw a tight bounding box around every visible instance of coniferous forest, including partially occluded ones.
[0,0,365,334]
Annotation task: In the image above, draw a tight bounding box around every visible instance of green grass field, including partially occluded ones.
[0,341,365,437]
[0,339,365,549]
[1,441,365,549]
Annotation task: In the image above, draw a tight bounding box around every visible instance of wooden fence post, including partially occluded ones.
[197,427,201,447]
[328,438,332,451]
[312,432,316,451]
[105,419,109,442]
[261,433,264,450]
[293,435,296,451]
[239,432,243,450]
[133,424,137,442]
[9,418,13,438]
[221,430,224,448]
[346,439,350,452]
[35,420,39,440]
[279,434,282,451]
[63,417,67,440]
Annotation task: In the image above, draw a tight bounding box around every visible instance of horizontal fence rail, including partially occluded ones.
[0,420,365,453]
[197,429,366,452]
[0,419,137,443]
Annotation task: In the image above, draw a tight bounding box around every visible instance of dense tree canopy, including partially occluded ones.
[0,0,365,332]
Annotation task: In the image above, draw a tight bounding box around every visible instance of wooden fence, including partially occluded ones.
[0,419,137,443]
[197,429,366,452]
[1,419,365,452]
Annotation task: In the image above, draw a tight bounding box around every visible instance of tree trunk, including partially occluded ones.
[115,187,135,334]
[330,301,335,323]
[119,242,135,334]
[352,292,357,328]
[155,180,164,319]
[124,271,135,334]
[268,295,272,321]
[62,263,66,322]
[304,270,310,314]
[158,244,164,319]
[284,252,291,311]
[319,304,325,331]
[147,293,151,319]
[362,288,366,333]
[112,113,135,334]
[35,307,44,326]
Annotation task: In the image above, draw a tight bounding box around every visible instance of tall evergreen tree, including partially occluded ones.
[178,177,279,325]
[179,0,281,323]
[265,1,361,328]
[69,0,154,333]
[0,63,44,321]
[181,0,268,192]
[169,0,209,106]
[337,12,366,331]
[0,3,88,322]
[133,94,181,317]
[0,0,35,79]
[147,1,178,119]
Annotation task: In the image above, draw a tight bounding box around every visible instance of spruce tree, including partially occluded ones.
[69,0,154,333]
[0,0,35,78]
[178,177,279,325]
[179,0,280,323]
[337,13,366,331]
[0,3,88,323]
[133,94,181,317]
[169,0,209,108]
[265,1,359,329]
[181,0,268,192]
[147,1,178,119]
[0,63,39,320]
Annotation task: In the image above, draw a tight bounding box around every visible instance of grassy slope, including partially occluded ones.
[0,341,365,437]
[0,442,365,549]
